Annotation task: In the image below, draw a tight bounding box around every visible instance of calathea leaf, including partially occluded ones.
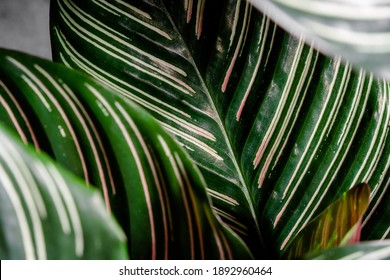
[362,170,390,241]
[284,183,370,259]
[50,0,264,255]
[50,0,390,258]
[0,48,251,259]
[249,0,390,81]
[0,124,127,259]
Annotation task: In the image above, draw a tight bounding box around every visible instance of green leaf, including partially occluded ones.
[362,168,390,240]
[50,0,390,258]
[284,183,370,259]
[307,240,390,260]
[249,0,390,80]
[0,48,251,259]
[0,124,127,259]
[50,0,263,254]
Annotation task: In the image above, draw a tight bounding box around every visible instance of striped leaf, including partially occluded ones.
[0,124,127,259]
[249,0,390,80]
[362,170,390,241]
[284,183,370,259]
[50,0,390,258]
[0,48,251,259]
[308,240,390,260]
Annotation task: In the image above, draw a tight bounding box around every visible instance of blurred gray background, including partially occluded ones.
[0,0,51,59]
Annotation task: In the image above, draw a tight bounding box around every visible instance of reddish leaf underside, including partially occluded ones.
[284,183,371,259]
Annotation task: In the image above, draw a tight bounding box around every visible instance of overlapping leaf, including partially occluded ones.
[0,48,251,259]
[0,124,127,259]
[249,0,390,80]
[284,183,370,259]
[50,0,390,258]
[362,170,390,241]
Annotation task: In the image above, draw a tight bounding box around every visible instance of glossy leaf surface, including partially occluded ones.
[362,171,390,241]
[0,124,127,259]
[50,0,390,258]
[0,48,251,259]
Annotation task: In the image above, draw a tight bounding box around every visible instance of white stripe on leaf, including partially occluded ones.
[63,0,185,76]
[229,0,242,49]
[158,135,195,259]
[354,81,389,186]
[278,66,370,250]
[175,153,205,259]
[236,16,270,121]
[58,3,194,96]
[0,164,35,259]
[0,80,41,149]
[185,0,193,23]
[92,0,171,39]
[34,162,71,235]
[195,0,205,39]
[273,58,343,230]
[55,29,192,119]
[87,84,156,259]
[207,188,239,206]
[205,207,225,260]
[35,65,111,210]
[221,1,251,93]
[115,101,161,259]
[113,0,151,19]
[0,142,46,259]
[48,164,84,258]
[0,94,29,144]
[160,123,221,161]
[62,82,116,197]
[253,37,306,171]
[7,57,89,184]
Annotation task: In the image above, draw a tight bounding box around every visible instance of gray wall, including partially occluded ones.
[0,0,51,59]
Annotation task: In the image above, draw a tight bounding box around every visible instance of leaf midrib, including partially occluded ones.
[161,1,262,243]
